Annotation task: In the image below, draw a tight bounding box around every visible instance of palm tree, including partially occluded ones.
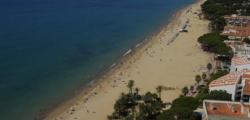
[182,86,189,95]
[135,88,139,95]
[156,86,163,98]
[207,63,212,72]
[195,75,202,84]
[190,85,194,91]
[131,103,137,120]
[202,72,207,80]
[134,87,140,100]
[127,80,134,94]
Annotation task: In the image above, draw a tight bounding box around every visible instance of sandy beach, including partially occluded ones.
[44,0,213,119]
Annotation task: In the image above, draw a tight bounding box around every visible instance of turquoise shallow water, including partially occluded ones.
[0,0,194,119]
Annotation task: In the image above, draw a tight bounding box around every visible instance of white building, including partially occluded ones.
[230,56,250,72]
[240,71,250,102]
[221,15,250,40]
[209,56,250,102]
[209,72,240,101]
[209,70,250,102]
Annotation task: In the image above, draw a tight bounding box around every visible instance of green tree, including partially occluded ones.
[207,63,212,71]
[202,73,207,80]
[113,94,130,118]
[171,97,199,110]
[109,81,169,120]
[127,80,134,94]
[156,86,163,99]
[195,90,231,105]
[198,33,232,56]
[135,88,139,94]
[200,0,250,31]
[135,87,139,96]
[109,92,138,120]
[195,75,202,84]
[206,90,231,100]
[195,87,209,104]
[182,86,189,96]
[138,92,166,120]
[157,97,199,120]
[190,85,194,92]
[210,16,226,32]
[157,108,197,120]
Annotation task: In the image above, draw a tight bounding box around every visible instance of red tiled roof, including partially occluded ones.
[221,26,250,37]
[243,79,250,95]
[231,56,250,66]
[222,15,250,37]
[224,15,250,20]
[204,100,250,118]
[242,74,250,79]
[209,72,239,87]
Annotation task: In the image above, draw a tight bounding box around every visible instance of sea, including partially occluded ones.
[0,0,195,119]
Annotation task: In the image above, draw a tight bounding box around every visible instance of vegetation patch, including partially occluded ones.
[198,32,232,56]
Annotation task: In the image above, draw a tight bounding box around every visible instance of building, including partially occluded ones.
[209,56,250,102]
[221,15,250,40]
[205,14,250,119]
[209,69,250,102]
[225,41,250,58]
[231,56,250,72]
[209,72,240,101]
[241,73,250,102]
[202,100,250,120]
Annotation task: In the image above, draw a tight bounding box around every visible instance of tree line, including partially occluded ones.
[108,79,231,120]
[201,0,250,31]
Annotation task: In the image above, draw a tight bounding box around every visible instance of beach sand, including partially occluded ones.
[44,0,213,119]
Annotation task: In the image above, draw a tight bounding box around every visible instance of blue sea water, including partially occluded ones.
[0,0,195,119]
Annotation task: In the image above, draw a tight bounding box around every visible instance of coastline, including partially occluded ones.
[43,0,213,119]
[38,2,186,120]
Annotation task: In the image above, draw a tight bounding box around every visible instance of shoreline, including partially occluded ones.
[38,3,186,120]
[43,0,212,119]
